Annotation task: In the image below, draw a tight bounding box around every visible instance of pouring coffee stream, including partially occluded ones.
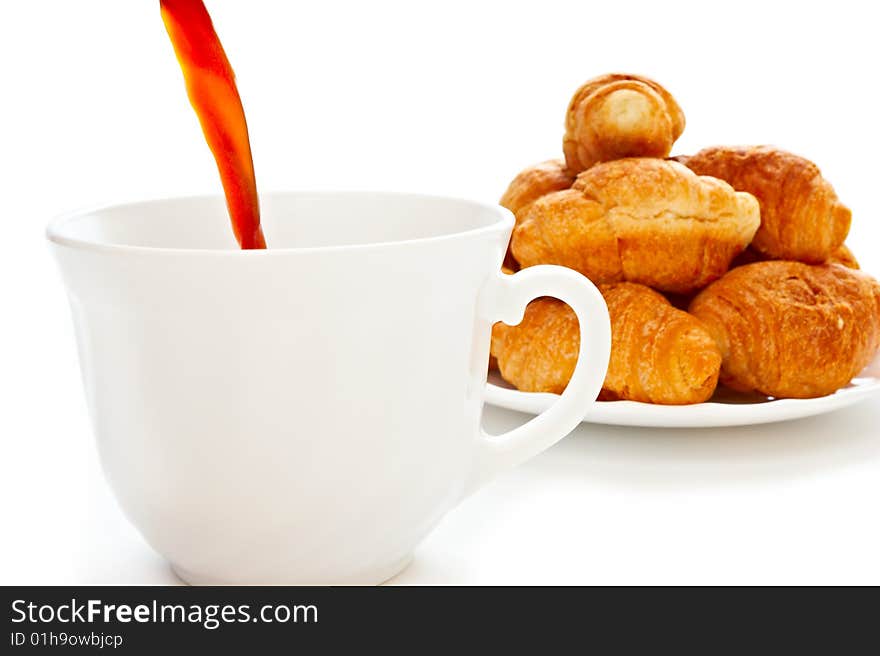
[159,0,266,249]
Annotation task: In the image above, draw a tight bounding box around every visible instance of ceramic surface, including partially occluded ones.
[48,192,611,584]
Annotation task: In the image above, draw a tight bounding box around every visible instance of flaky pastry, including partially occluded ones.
[499,159,575,217]
[689,261,880,398]
[499,160,575,269]
[510,158,760,293]
[676,146,851,262]
[563,73,685,174]
[491,283,722,404]
[733,243,860,271]
[829,244,859,269]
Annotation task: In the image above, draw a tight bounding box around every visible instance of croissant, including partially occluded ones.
[510,158,760,293]
[499,159,575,217]
[732,243,860,270]
[499,160,575,269]
[689,261,880,398]
[491,282,722,404]
[829,244,860,269]
[675,146,851,262]
[563,73,685,174]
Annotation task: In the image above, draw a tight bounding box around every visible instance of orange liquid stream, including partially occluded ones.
[160,0,266,249]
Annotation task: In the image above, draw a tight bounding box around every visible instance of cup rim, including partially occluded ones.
[46,190,514,256]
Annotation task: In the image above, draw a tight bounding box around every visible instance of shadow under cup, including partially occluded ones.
[47,192,520,584]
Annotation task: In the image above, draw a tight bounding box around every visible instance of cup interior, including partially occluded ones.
[47,192,512,251]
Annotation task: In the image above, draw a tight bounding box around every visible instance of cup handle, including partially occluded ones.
[467,265,611,494]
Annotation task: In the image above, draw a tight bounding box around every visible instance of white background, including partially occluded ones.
[2,0,880,584]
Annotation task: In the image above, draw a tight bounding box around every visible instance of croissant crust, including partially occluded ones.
[499,159,575,217]
[676,146,851,262]
[511,158,760,293]
[563,73,685,174]
[732,243,860,270]
[689,261,880,398]
[499,160,576,269]
[829,244,859,269]
[491,282,722,404]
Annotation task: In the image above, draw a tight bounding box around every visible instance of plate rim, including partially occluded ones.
[484,374,880,428]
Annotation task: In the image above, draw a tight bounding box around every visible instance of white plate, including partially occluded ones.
[485,356,880,428]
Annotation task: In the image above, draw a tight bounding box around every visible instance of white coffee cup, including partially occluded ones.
[47,191,611,584]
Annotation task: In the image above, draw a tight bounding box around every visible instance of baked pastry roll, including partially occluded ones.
[689,261,880,398]
[676,146,851,263]
[563,73,685,174]
[733,243,860,270]
[829,244,859,269]
[499,160,575,269]
[510,158,760,293]
[500,159,575,217]
[491,282,722,404]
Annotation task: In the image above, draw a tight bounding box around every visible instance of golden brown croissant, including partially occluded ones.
[675,146,851,263]
[491,297,581,395]
[732,243,860,270]
[563,73,685,174]
[829,244,860,269]
[499,159,575,217]
[491,282,722,404]
[510,158,760,293]
[499,160,575,269]
[689,261,880,398]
